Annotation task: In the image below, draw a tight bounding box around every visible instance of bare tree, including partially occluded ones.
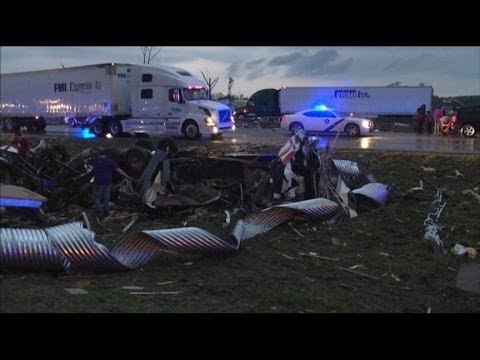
[200,71,219,100]
[141,47,162,65]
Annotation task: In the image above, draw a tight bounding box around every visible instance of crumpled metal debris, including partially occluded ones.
[332,159,360,178]
[1,196,347,273]
[351,182,391,205]
[232,198,343,242]
[423,190,446,250]
[1,222,239,274]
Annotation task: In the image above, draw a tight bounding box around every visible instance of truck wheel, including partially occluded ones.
[68,118,76,127]
[108,120,123,137]
[461,124,476,137]
[124,146,151,176]
[345,123,360,137]
[183,120,200,139]
[92,120,105,137]
[289,122,304,135]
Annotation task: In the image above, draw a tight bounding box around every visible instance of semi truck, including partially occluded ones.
[0,63,235,139]
[243,86,433,118]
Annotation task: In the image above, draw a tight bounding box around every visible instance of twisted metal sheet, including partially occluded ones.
[1,222,240,274]
[232,198,343,242]
[332,160,360,178]
[352,182,391,205]
[1,198,343,273]
[0,227,69,272]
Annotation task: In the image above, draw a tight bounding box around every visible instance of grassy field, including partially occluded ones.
[1,136,479,313]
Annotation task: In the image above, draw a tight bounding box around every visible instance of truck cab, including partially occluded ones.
[120,65,235,139]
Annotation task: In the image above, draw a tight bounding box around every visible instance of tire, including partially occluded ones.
[183,120,200,139]
[345,123,360,137]
[289,122,304,135]
[92,119,105,137]
[68,118,76,127]
[157,136,179,153]
[123,146,151,176]
[461,124,476,138]
[108,119,123,137]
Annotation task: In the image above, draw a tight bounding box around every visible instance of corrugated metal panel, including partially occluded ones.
[233,198,343,242]
[1,223,240,274]
[332,160,360,178]
[0,227,69,272]
[352,182,391,205]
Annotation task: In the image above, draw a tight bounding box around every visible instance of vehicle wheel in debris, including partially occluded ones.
[124,146,151,176]
[108,119,123,137]
[135,139,155,151]
[344,123,360,137]
[183,120,200,139]
[157,136,179,154]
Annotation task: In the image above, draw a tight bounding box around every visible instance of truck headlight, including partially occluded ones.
[362,120,371,128]
[204,117,215,126]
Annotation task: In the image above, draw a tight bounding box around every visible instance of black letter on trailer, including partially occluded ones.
[54,83,67,92]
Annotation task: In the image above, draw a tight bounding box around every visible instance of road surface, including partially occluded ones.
[20,125,480,155]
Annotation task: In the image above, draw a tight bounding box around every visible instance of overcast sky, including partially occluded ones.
[1,46,479,98]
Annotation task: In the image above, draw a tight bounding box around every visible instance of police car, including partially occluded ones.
[280,106,373,137]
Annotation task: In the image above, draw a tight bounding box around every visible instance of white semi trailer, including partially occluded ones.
[279,86,433,116]
[0,63,235,139]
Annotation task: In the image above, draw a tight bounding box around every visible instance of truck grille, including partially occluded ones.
[218,109,231,123]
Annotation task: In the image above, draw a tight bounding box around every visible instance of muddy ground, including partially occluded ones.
[1,134,479,312]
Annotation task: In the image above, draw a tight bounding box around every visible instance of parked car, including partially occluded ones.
[280,108,373,137]
[451,105,480,137]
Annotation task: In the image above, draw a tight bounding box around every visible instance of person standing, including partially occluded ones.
[415,104,426,134]
[87,149,133,223]
[433,106,444,135]
[426,110,434,135]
